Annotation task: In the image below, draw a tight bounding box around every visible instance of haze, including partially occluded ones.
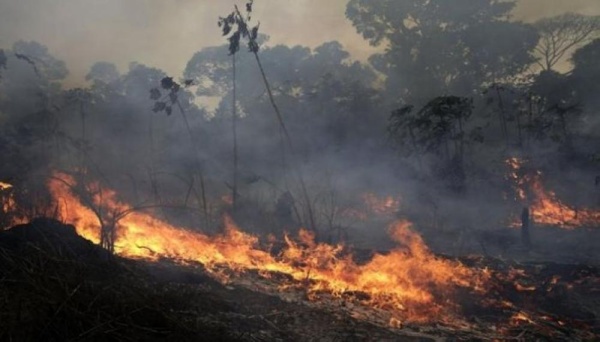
[1,0,599,86]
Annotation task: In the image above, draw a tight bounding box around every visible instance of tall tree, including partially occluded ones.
[570,39,600,104]
[533,13,600,72]
[388,96,478,193]
[346,0,538,106]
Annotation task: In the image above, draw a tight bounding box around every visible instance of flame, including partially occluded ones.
[1,181,27,227]
[0,181,13,191]
[511,311,535,325]
[362,193,401,216]
[1,181,16,213]
[506,158,600,229]
[389,316,402,328]
[47,172,488,323]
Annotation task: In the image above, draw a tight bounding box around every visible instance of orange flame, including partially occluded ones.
[506,158,600,229]
[1,181,27,228]
[48,172,488,323]
[1,181,16,214]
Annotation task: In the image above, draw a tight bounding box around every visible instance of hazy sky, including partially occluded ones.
[1,0,599,86]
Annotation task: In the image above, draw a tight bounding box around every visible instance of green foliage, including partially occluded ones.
[571,39,600,106]
[346,0,538,105]
[572,38,600,72]
[217,1,260,55]
[149,77,194,115]
[389,96,475,156]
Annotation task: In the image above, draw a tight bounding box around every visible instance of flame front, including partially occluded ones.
[506,158,600,229]
[48,173,487,323]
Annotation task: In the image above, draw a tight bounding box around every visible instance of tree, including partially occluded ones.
[388,96,479,193]
[570,39,600,104]
[346,0,538,106]
[12,40,68,82]
[86,62,120,86]
[533,13,600,72]
[0,41,68,220]
[568,39,600,149]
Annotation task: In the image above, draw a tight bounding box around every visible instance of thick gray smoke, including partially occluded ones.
[1,0,599,263]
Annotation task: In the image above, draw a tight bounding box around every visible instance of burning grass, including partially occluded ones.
[48,172,488,325]
[0,218,469,341]
[1,172,599,340]
[2,219,598,341]
[506,157,600,229]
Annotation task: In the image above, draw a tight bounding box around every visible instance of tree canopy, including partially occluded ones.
[346,0,538,105]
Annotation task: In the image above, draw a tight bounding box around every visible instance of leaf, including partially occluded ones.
[248,40,259,53]
[153,101,166,113]
[222,23,232,36]
[227,13,235,24]
[149,88,161,100]
[229,31,241,55]
[184,79,194,86]
[250,24,259,40]
[160,77,175,90]
[246,1,253,13]
[165,106,172,116]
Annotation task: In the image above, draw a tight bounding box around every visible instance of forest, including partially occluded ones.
[0,0,599,340]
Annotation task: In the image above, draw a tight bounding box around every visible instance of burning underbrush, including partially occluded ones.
[506,157,600,229]
[48,172,487,324]
[1,172,599,340]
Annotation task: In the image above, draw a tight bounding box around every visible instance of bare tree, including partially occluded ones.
[533,13,600,72]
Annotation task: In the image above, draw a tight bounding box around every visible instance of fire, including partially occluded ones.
[511,311,535,325]
[506,158,600,229]
[1,181,27,228]
[1,181,16,213]
[362,193,401,216]
[48,172,488,323]
[0,181,13,190]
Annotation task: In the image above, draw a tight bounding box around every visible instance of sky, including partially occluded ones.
[1,0,599,86]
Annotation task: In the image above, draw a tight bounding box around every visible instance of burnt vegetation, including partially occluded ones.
[1,0,600,340]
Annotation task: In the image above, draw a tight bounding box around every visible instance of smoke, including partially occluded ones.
[513,0,600,22]
[0,0,380,87]
[1,0,600,264]
[5,0,599,86]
